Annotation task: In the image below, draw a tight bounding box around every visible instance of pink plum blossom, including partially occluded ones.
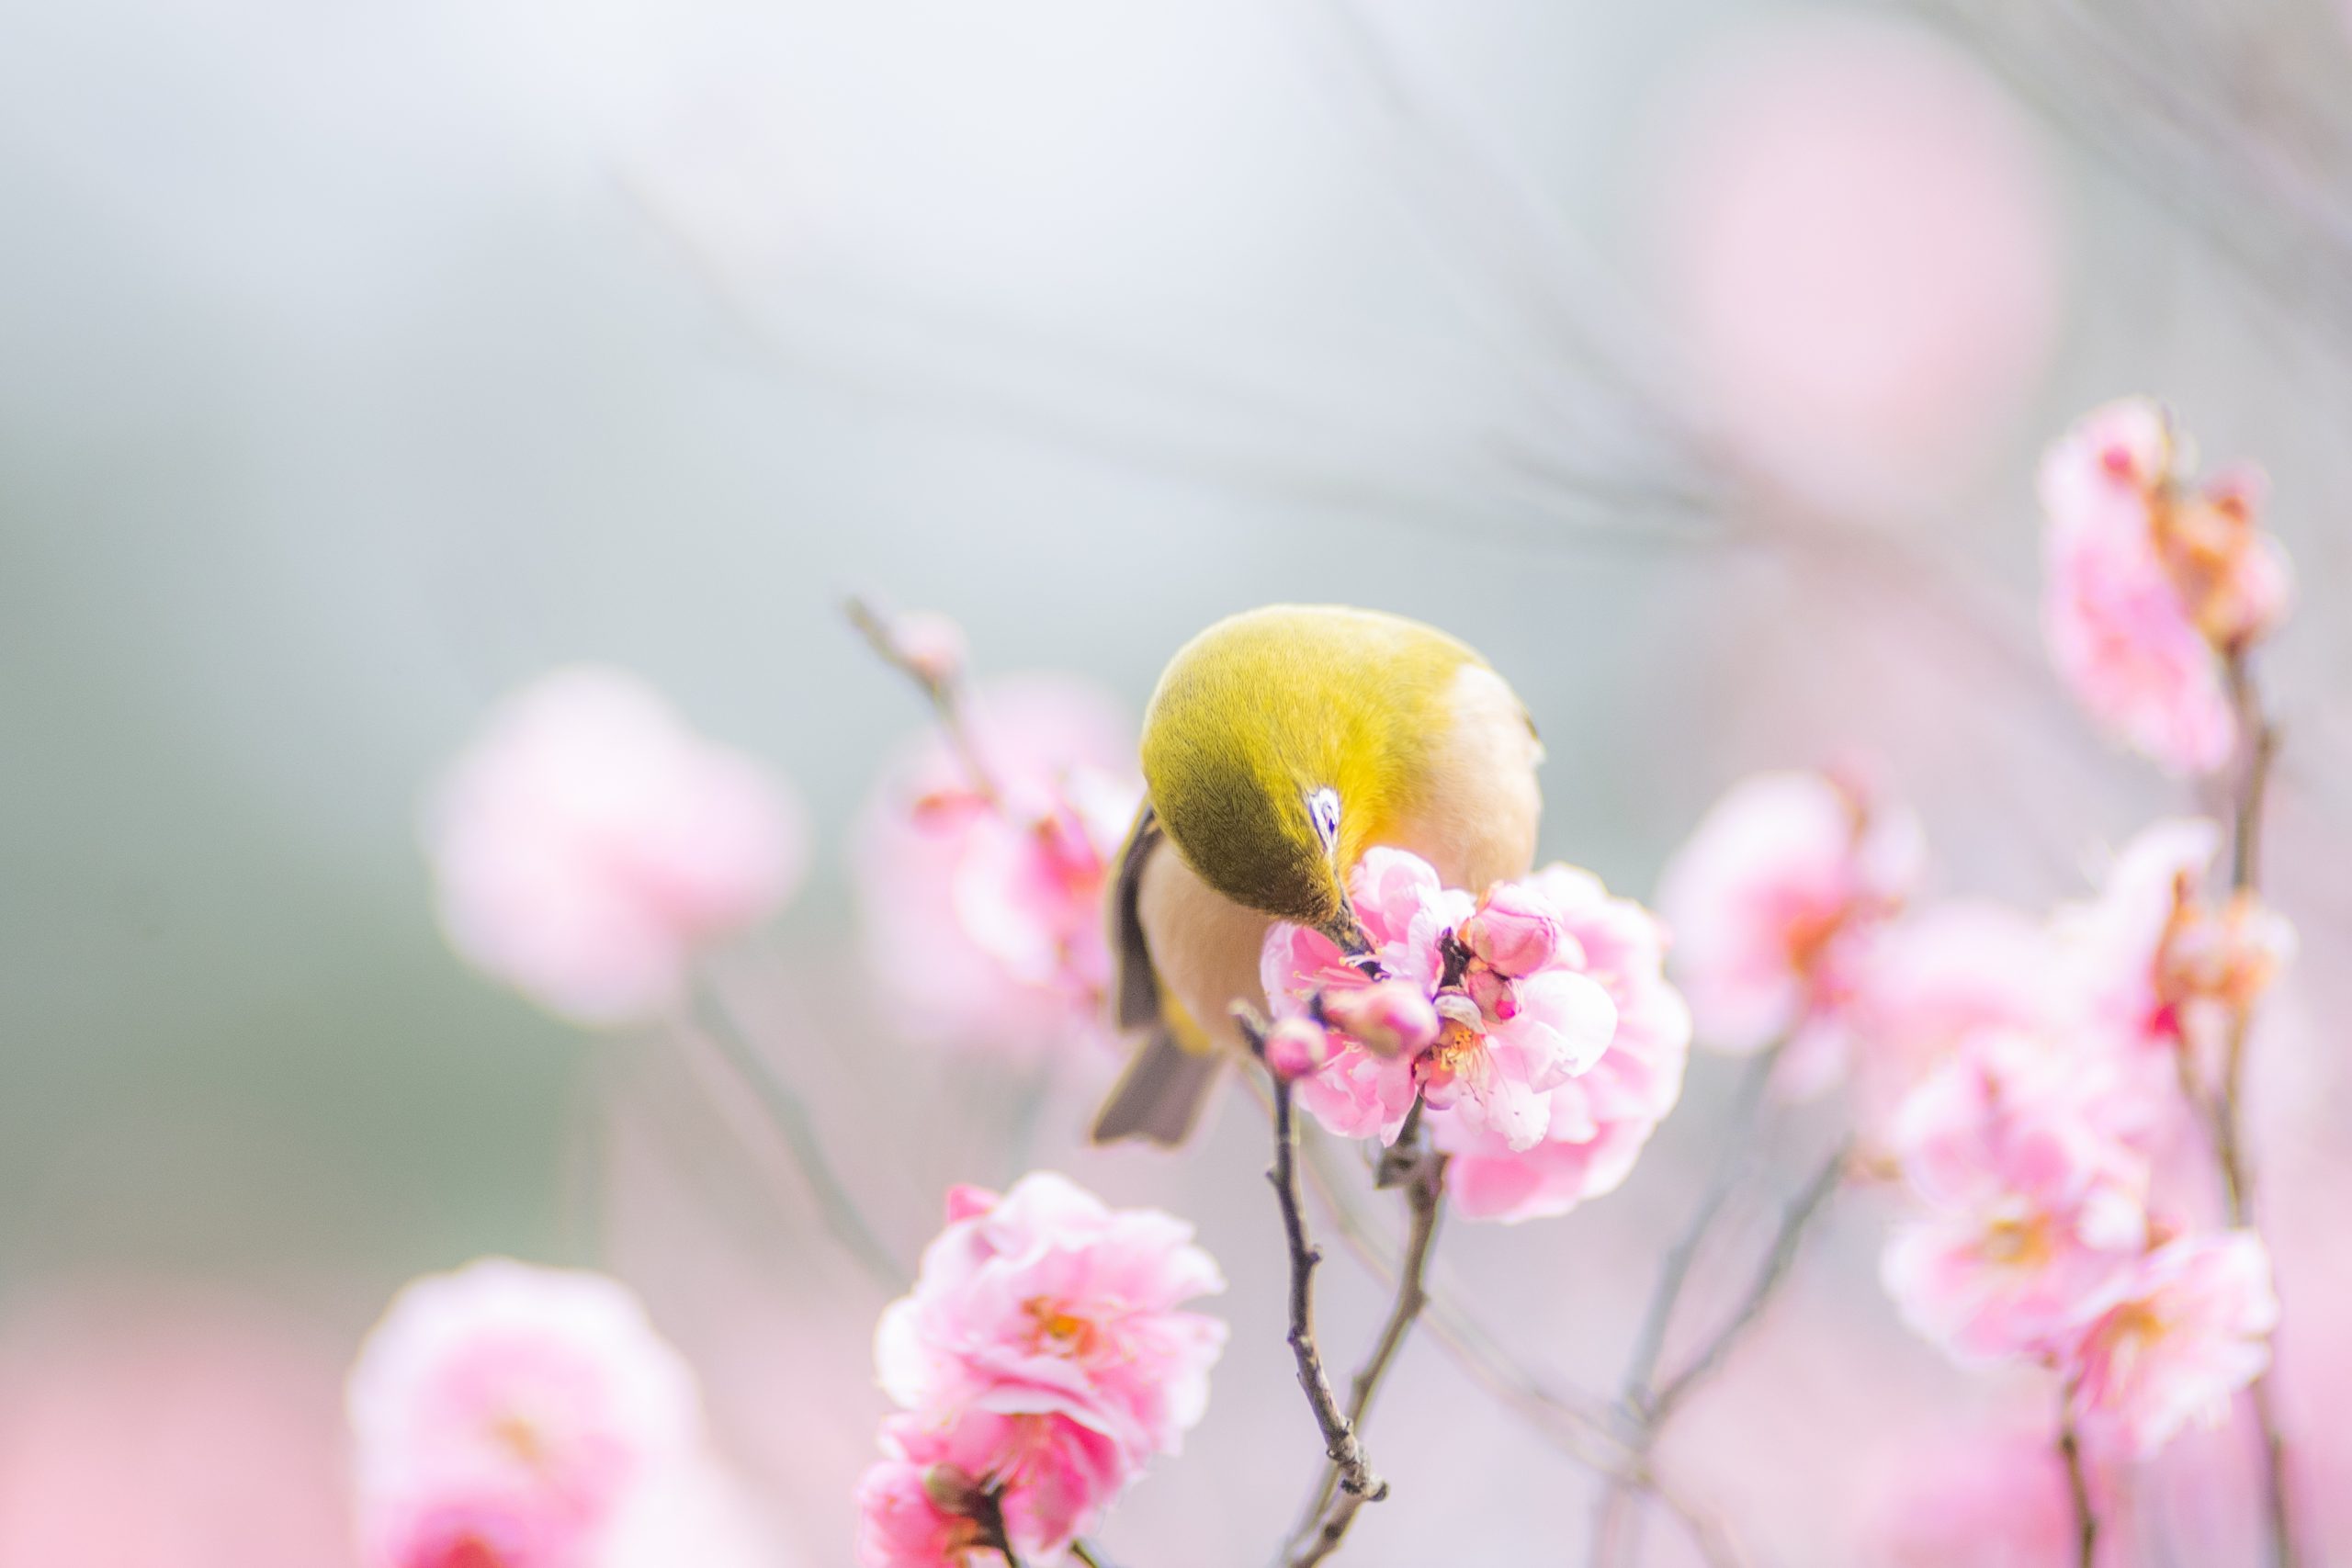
[862,1175,1223,1562]
[1436,863,1692,1223]
[1881,1033,2150,1361]
[2069,1232,2278,1459]
[346,1258,703,1568]
[1261,848,1618,1154]
[1655,769,1922,1081]
[2041,399,2294,773]
[424,668,805,1025]
[876,1173,1226,1465]
[854,676,1141,1059]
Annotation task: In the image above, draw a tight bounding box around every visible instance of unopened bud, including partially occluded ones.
[1465,964,1519,1022]
[1458,886,1560,977]
[895,611,969,687]
[922,1463,981,1514]
[1262,1016,1333,1080]
[1317,981,1440,1058]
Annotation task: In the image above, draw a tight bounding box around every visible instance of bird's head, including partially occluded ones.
[1139,608,1467,957]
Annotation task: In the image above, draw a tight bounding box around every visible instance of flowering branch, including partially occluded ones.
[2058,1410,2096,1568]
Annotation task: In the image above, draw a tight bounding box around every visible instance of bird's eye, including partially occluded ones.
[1305,787,1342,852]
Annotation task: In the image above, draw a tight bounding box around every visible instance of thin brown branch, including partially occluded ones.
[1645,1139,1850,1428]
[1589,1051,1782,1568]
[846,595,1004,805]
[2060,1414,2097,1568]
[1238,1011,1391,1567]
[1069,1540,1116,1568]
[684,982,907,1293]
[2218,650,2301,1568]
[1286,1130,1447,1558]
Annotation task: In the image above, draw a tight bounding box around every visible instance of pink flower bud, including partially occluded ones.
[921,1463,980,1514]
[1318,981,1441,1058]
[1458,886,1561,977]
[894,611,969,687]
[1465,964,1520,1022]
[1262,1016,1333,1080]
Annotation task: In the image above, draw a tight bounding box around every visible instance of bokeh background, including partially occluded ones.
[6,0,2352,1562]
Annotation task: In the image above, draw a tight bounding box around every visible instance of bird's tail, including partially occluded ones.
[1091,1003,1223,1146]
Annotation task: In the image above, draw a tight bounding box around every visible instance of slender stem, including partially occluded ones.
[1589,1049,1781,1568]
[847,595,1004,805]
[968,1490,1027,1568]
[687,983,907,1293]
[2217,650,2300,1568]
[1645,1140,1849,1428]
[1286,1130,1446,1554]
[1070,1540,1117,1568]
[1622,1050,1781,1402]
[2060,1415,2097,1568]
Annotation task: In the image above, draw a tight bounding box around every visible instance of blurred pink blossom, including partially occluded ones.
[1261,848,1620,1155]
[1841,898,2057,1140]
[2055,818,2294,1100]
[425,667,806,1025]
[2041,400,2294,773]
[854,676,1140,1059]
[1865,1428,2083,1567]
[1652,17,2060,505]
[1656,769,1922,1082]
[1881,1032,2149,1361]
[864,1174,1223,1561]
[0,1288,352,1568]
[346,1258,704,1568]
[2070,1233,2278,1459]
[1436,863,1691,1224]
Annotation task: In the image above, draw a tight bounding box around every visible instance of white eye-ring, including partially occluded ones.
[1306,787,1342,852]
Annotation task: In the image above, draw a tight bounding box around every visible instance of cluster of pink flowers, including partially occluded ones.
[1652,750,2289,1459]
[2041,398,2292,773]
[854,668,1142,1062]
[1866,818,2288,1456]
[1261,848,1691,1224]
[425,668,807,1026]
[1654,767,1924,1097]
[345,1258,709,1568]
[856,1173,1227,1563]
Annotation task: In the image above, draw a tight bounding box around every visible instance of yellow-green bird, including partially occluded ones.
[1091,604,1544,1145]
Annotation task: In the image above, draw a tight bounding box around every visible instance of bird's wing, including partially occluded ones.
[1109,801,1165,1032]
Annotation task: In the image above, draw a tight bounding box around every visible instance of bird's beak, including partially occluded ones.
[1318,892,1379,973]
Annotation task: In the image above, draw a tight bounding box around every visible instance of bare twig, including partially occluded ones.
[1645,1140,1849,1427]
[1590,1051,1782,1565]
[1286,1127,1447,1558]
[1249,1018,1388,1504]
[1070,1540,1117,1568]
[684,982,907,1293]
[2216,650,2300,1568]
[2060,1413,2097,1568]
[847,595,1003,804]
